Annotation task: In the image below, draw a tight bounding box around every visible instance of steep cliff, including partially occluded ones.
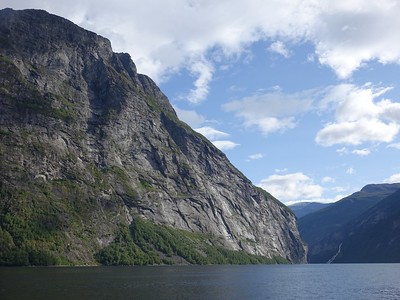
[298,183,400,263]
[0,8,306,265]
[331,188,400,263]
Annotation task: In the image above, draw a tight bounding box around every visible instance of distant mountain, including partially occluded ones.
[330,188,400,263]
[298,183,400,263]
[289,202,331,218]
[0,9,306,266]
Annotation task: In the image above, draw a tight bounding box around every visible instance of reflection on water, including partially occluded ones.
[1,264,400,299]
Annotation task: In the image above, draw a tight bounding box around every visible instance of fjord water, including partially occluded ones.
[1,264,399,299]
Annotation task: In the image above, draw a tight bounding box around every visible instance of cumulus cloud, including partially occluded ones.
[195,126,230,140]
[257,172,323,203]
[223,89,314,135]
[336,147,349,155]
[314,1,400,78]
[7,0,400,104]
[186,59,214,103]
[194,126,239,151]
[352,148,371,156]
[211,140,240,151]
[388,143,400,150]
[346,167,355,175]
[384,173,400,183]
[336,147,371,156]
[316,119,398,146]
[174,106,205,128]
[174,108,240,151]
[316,84,400,146]
[247,153,264,161]
[224,82,400,144]
[322,176,335,183]
[268,41,291,58]
[173,108,239,151]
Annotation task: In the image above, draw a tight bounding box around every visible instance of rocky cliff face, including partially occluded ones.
[298,183,400,263]
[0,8,306,264]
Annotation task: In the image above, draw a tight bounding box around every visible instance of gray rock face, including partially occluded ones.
[0,9,306,263]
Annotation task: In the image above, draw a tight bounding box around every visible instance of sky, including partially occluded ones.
[4,0,400,205]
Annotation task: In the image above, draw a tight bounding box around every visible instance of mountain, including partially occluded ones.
[0,9,306,265]
[331,188,400,263]
[298,183,400,263]
[288,202,331,218]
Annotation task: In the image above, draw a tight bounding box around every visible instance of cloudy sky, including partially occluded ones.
[5,0,400,204]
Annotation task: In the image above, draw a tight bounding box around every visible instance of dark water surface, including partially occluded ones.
[1,264,400,299]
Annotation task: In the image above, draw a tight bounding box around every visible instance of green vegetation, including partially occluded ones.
[97,218,288,266]
[144,95,160,113]
[0,224,61,266]
[106,166,139,204]
[0,181,78,266]
[0,128,10,136]
[15,92,77,122]
[0,209,66,265]
[139,179,155,192]
[95,227,153,265]
[0,164,126,266]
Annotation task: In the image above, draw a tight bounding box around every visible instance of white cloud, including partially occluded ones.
[248,153,264,160]
[223,89,314,135]
[316,119,399,146]
[322,176,335,183]
[337,147,371,156]
[194,126,239,151]
[4,0,400,110]
[336,147,349,155]
[174,109,242,152]
[346,167,355,175]
[7,0,400,100]
[257,172,323,203]
[223,82,400,147]
[352,148,371,156]
[212,140,240,151]
[268,41,290,58]
[247,117,297,135]
[195,126,230,140]
[186,59,214,103]
[174,106,205,128]
[388,143,400,150]
[384,173,400,183]
[314,1,400,78]
[316,84,400,146]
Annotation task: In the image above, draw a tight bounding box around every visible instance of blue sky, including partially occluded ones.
[5,0,400,204]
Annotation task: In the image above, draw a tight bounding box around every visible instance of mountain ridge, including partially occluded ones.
[329,188,400,263]
[288,202,331,218]
[298,183,400,263]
